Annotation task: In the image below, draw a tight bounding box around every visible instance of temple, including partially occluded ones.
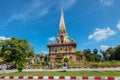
[47,10,77,62]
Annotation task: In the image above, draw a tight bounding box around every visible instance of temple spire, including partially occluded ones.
[59,9,66,31]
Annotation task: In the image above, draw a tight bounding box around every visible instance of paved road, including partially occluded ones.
[2,67,120,73]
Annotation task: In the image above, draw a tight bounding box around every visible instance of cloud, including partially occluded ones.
[100,45,113,51]
[42,51,48,54]
[0,0,77,27]
[117,21,120,30]
[100,0,114,7]
[61,0,78,9]
[0,36,11,41]
[89,27,116,41]
[7,0,49,23]
[48,36,56,42]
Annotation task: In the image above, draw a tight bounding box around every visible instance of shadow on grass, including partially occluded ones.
[57,71,67,72]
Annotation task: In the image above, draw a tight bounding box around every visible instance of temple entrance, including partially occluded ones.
[55,54,63,62]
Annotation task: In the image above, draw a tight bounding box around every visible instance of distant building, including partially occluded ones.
[47,10,77,62]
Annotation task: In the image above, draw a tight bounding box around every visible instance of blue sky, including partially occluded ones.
[0,0,120,54]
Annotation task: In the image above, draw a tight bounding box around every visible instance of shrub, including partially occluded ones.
[90,63,99,68]
[17,61,24,72]
[111,64,117,67]
[106,64,111,67]
[58,61,62,63]
[111,60,117,63]
[56,63,62,68]
[18,67,23,72]
[99,63,105,68]
[31,64,41,69]
[41,62,47,66]
[64,58,69,62]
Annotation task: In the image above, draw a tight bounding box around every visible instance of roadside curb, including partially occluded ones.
[0,76,119,80]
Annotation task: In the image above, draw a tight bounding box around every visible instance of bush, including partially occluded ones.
[106,64,111,67]
[64,58,69,62]
[56,63,62,68]
[90,63,99,68]
[18,67,23,72]
[17,61,24,72]
[41,62,47,66]
[58,61,62,63]
[31,64,41,69]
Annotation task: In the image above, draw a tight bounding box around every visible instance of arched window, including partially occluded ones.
[60,47,63,51]
[65,46,68,52]
[60,35,64,43]
[54,47,58,53]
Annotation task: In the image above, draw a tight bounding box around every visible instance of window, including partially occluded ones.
[60,35,64,43]
[60,47,62,51]
[54,47,58,52]
[65,47,68,52]
[55,49,57,52]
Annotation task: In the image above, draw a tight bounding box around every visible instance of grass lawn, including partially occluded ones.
[1,71,120,76]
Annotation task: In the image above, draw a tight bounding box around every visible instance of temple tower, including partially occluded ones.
[47,10,77,62]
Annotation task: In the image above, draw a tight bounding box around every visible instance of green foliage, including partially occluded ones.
[31,64,41,69]
[90,55,95,62]
[83,48,101,62]
[76,51,82,55]
[112,45,120,60]
[83,49,91,61]
[41,62,47,66]
[101,45,120,61]
[0,47,1,56]
[17,67,23,72]
[1,71,120,76]
[56,63,62,68]
[0,38,34,68]
[44,54,48,61]
[93,48,98,54]
[84,49,91,54]
[17,61,24,72]
[58,60,62,63]
[100,50,109,61]
[90,63,99,68]
[64,57,69,62]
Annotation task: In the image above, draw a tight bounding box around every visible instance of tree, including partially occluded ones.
[44,54,48,62]
[112,45,120,60]
[0,38,34,68]
[106,47,115,60]
[0,40,3,56]
[83,49,91,54]
[100,50,109,61]
[83,49,91,61]
[90,54,95,62]
[100,46,120,61]
[93,48,98,54]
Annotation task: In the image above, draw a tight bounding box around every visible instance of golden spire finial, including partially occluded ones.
[59,8,66,31]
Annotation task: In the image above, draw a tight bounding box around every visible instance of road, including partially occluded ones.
[2,67,120,73]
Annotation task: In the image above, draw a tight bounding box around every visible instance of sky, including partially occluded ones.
[0,0,120,54]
